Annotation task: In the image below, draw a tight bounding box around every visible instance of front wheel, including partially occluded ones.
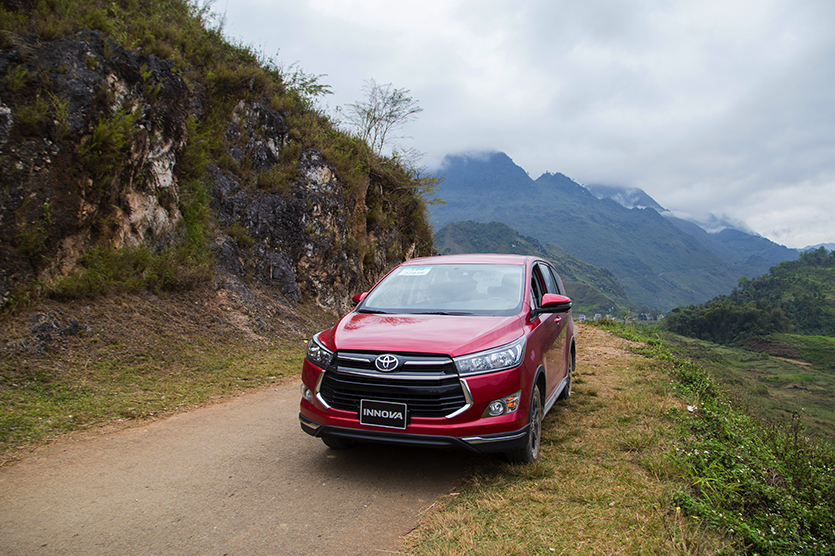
[506,385,543,464]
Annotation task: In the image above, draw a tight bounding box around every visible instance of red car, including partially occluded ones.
[299,254,575,463]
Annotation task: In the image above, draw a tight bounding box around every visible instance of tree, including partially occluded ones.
[343,79,423,156]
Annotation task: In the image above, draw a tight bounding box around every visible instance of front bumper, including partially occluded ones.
[299,413,530,454]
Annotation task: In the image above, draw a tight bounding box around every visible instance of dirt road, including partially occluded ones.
[0,382,480,555]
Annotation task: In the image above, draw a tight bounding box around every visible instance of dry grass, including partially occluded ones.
[403,325,733,555]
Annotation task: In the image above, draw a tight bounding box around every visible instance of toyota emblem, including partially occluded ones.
[375,354,399,372]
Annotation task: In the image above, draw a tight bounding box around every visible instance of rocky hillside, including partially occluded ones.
[0,1,434,315]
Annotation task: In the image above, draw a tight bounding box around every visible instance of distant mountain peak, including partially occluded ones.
[537,171,572,180]
[584,184,666,211]
[439,150,517,169]
[802,243,835,252]
[436,151,532,193]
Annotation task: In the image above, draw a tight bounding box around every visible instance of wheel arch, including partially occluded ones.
[532,364,547,406]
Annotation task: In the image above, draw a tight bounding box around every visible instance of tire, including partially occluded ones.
[321,435,357,449]
[557,348,574,401]
[506,385,543,464]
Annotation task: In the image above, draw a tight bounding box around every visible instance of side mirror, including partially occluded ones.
[538,293,572,314]
[352,292,368,304]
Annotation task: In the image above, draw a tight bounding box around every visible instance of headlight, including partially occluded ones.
[306,334,333,369]
[454,336,526,376]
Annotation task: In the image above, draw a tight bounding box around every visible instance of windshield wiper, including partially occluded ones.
[356,309,390,314]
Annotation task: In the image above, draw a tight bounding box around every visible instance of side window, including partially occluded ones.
[547,266,563,295]
[530,266,545,307]
[538,263,558,295]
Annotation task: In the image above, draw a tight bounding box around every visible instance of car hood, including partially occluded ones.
[322,312,526,357]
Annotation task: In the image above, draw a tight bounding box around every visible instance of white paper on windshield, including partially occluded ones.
[477,271,502,285]
[399,267,432,276]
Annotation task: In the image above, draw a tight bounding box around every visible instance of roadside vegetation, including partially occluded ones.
[404,321,835,555]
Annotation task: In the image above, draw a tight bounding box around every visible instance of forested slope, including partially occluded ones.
[664,247,835,342]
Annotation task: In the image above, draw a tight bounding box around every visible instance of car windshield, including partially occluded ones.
[358,264,525,316]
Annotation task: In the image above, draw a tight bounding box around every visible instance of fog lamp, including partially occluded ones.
[483,390,522,417]
[487,400,506,417]
[300,384,313,402]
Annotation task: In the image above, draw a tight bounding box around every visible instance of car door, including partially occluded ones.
[529,263,563,406]
[538,262,569,409]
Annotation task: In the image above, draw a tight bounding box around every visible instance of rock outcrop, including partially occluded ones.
[1,29,188,304]
[0,28,433,312]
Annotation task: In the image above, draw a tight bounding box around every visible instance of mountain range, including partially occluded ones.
[429,152,799,310]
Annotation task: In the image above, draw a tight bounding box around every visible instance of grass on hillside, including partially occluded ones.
[663,332,835,443]
[762,333,835,371]
[1,0,438,310]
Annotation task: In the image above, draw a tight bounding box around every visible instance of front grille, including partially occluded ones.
[318,351,467,418]
[335,351,457,375]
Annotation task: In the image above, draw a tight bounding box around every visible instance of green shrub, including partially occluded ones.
[48,92,70,138]
[176,116,212,180]
[12,96,50,136]
[255,164,293,194]
[225,222,254,249]
[77,108,140,189]
[140,64,162,103]
[47,244,211,300]
[0,6,28,34]
[15,199,52,262]
[3,64,29,93]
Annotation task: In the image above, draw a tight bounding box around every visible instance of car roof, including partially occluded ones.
[401,253,534,266]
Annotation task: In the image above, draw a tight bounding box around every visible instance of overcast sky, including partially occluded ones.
[218,0,835,249]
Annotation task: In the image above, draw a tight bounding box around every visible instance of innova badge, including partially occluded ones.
[375,354,399,372]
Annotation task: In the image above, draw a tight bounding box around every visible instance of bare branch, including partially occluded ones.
[344,79,423,156]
